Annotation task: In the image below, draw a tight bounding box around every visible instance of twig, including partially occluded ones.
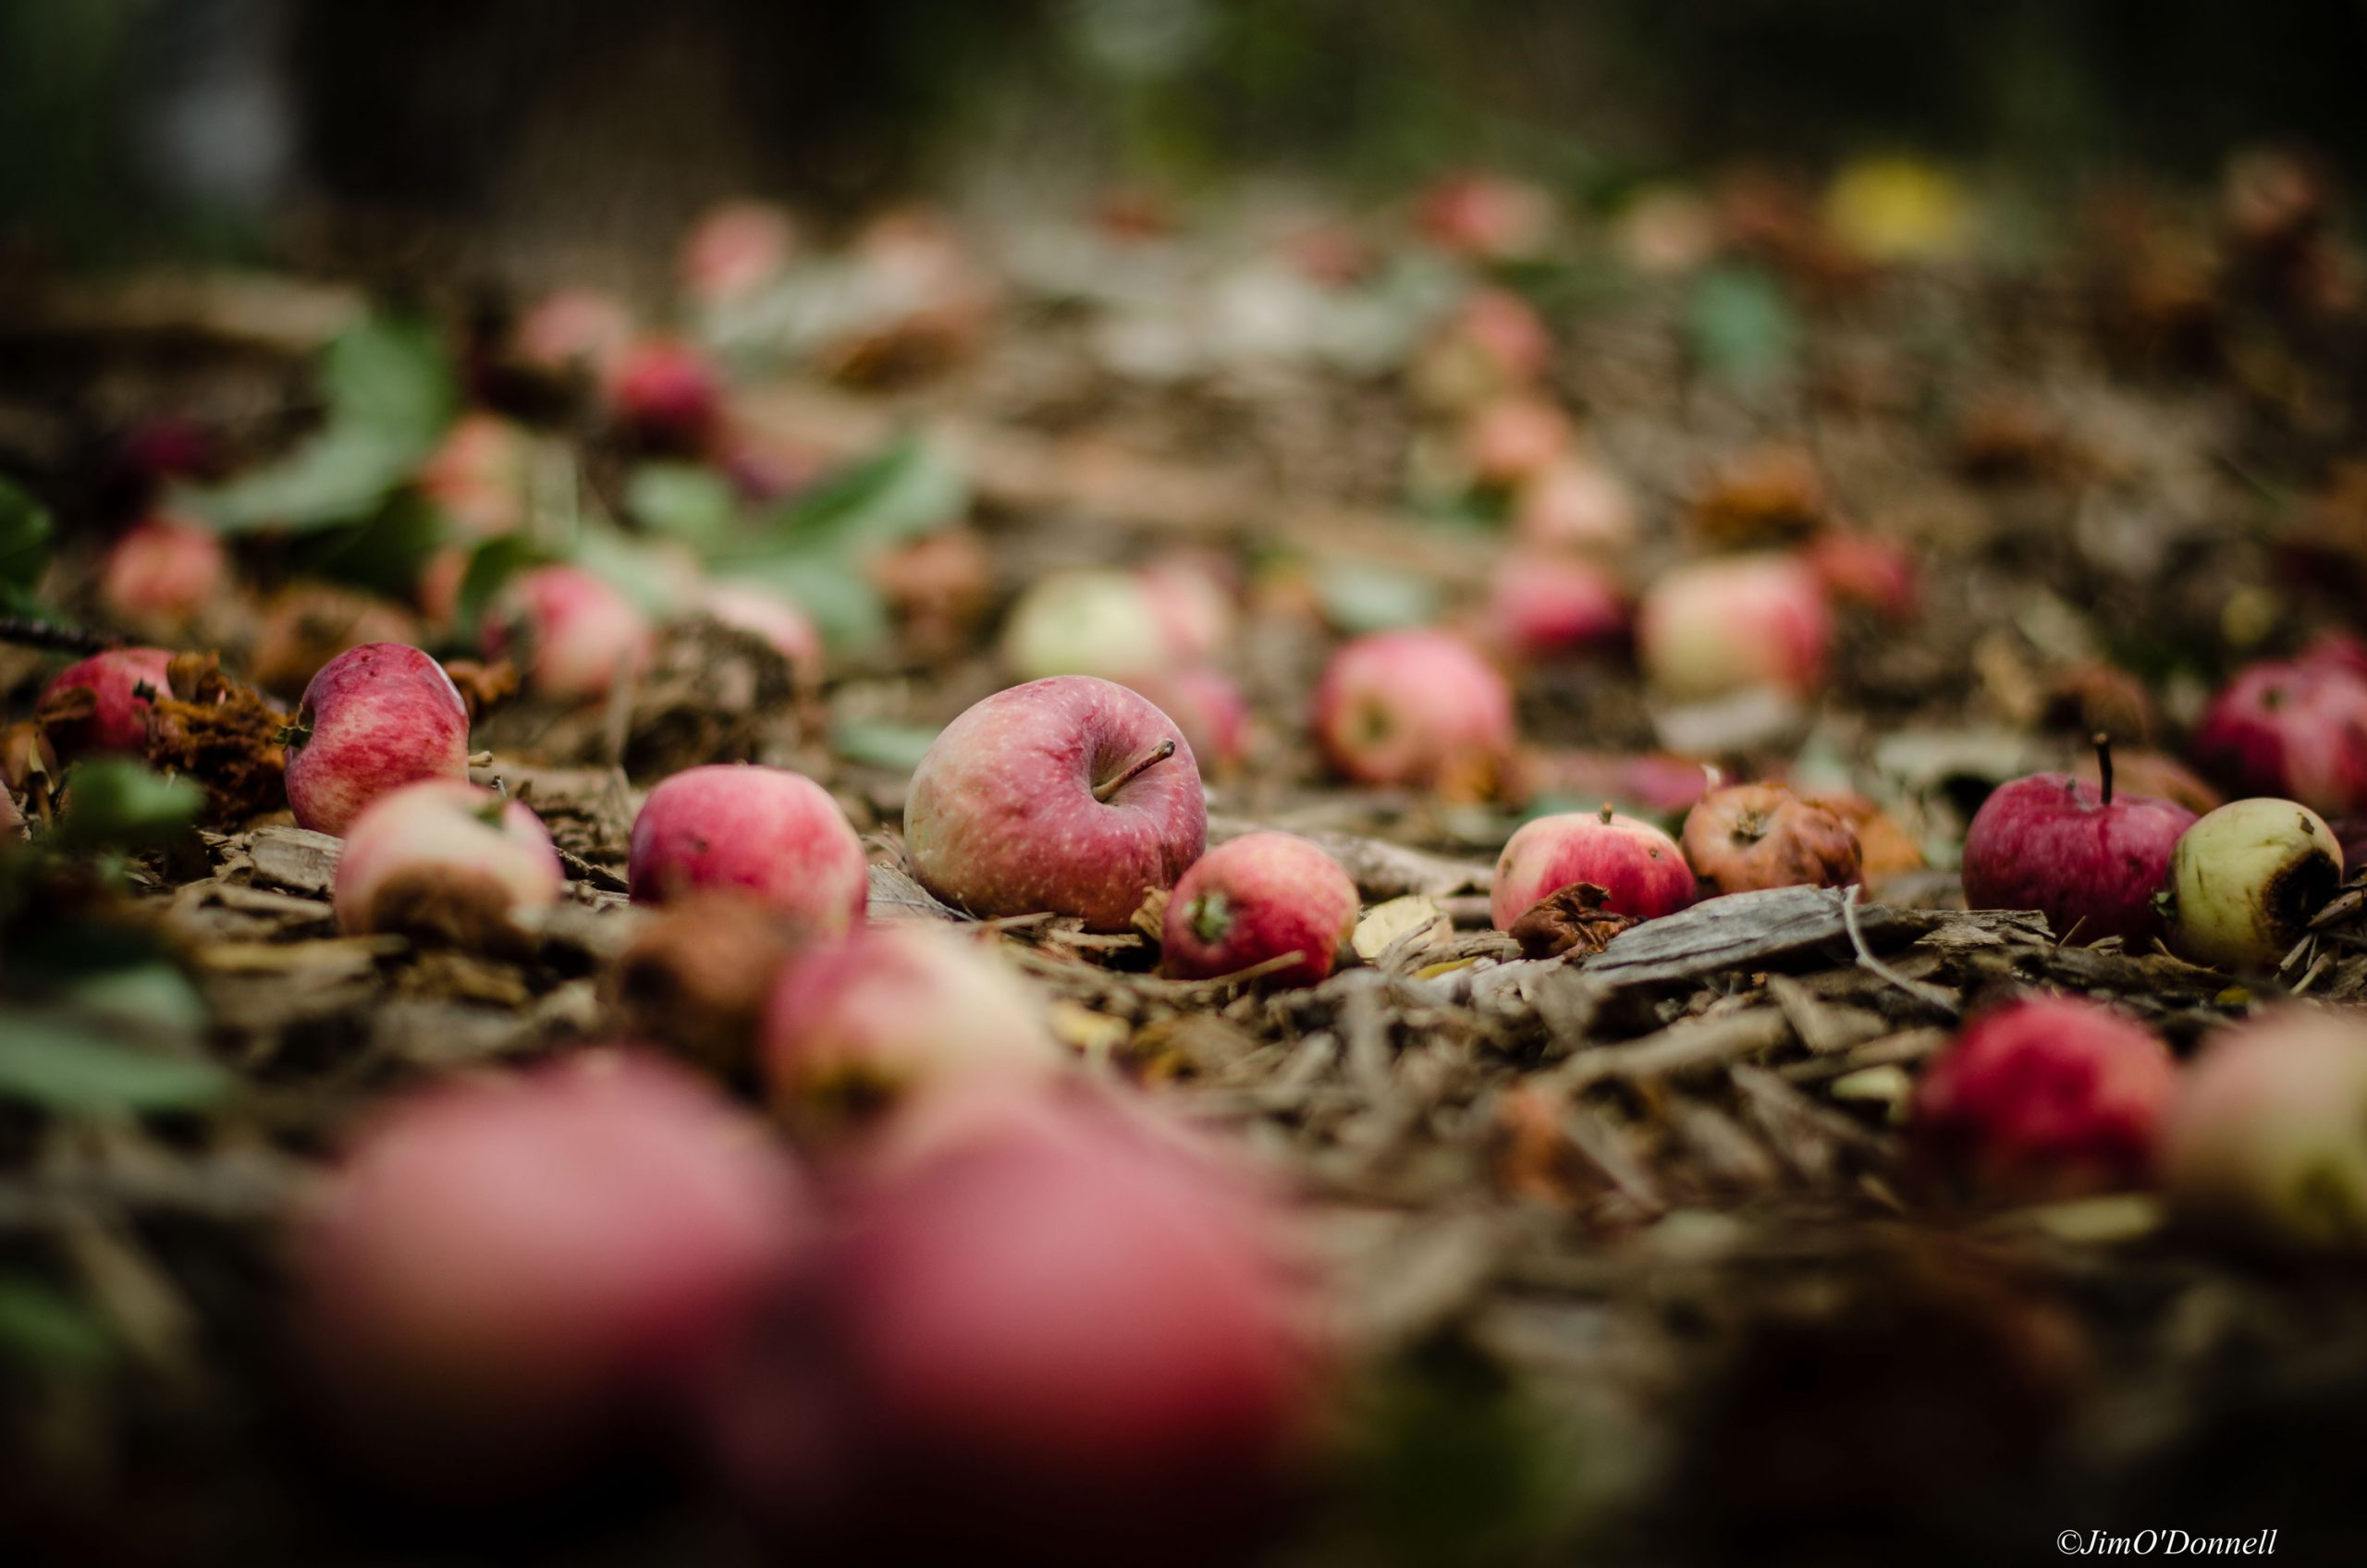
[0,617,125,655]
[1839,885,1960,1018]
[555,846,629,893]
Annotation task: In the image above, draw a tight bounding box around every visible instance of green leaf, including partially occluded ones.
[455,533,554,636]
[59,961,209,1037]
[321,314,459,447]
[0,1275,112,1370]
[830,719,941,773]
[0,1016,233,1113]
[627,462,740,548]
[293,490,450,595]
[1685,263,1799,391]
[759,435,966,559]
[717,552,886,652]
[53,759,204,853]
[1315,559,1441,633]
[0,474,55,591]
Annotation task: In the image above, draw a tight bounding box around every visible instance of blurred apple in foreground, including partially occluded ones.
[630,764,868,935]
[605,337,725,451]
[906,677,1206,931]
[2165,1009,2367,1249]
[1492,805,1695,929]
[1637,554,1832,703]
[1313,630,1515,798]
[1960,742,2197,945]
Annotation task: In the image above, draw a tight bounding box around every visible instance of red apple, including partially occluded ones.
[96,513,226,629]
[1163,831,1358,987]
[605,337,725,451]
[1312,630,1515,797]
[40,646,176,756]
[761,925,1059,1133]
[1681,783,1861,896]
[700,580,823,677]
[1491,804,1696,929]
[2191,656,2367,818]
[333,779,563,948]
[906,676,1206,932]
[1910,995,2177,1200]
[703,1096,1320,1566]
[1486,552,1627,659]
[2164,1009,2367,1248]
[1961,741,2198,945]
[630,764,868,935]
[1510,457,1638,557]
[299,1053,806,1486]
[417,410,531,538]
[282,643,472,836]
[681,199,797,304]
[1636,553,1832,703]
[1802,531,1919,619]
[481,563,655,702]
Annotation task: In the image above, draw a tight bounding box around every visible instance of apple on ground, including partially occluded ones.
[1162,831,1359,988]
[1486,553,1627,660]
[681,199,797,304]
[282,643,472,836]
[481,563,656,703]
[1509,456,1638,558]
[1312,629,1515,799]
[2190,655,2367,818]
[604,337,725,451]
[1959,739,2197,945]
[1000,569,1172,684]
[905,676,1206,932]
[700,580,824,679]
[1458,396,1573,490]
[39,647,178,757]
[332,780,562,949]
[1492,804,1696,930]
[630,764,869,935]
[1636,553,1833,704]
[1681,783,1861,896]
[2163,796,2343,970]
[97,514,227,630]
[251,583,422,695]
[1417,171,1554,262]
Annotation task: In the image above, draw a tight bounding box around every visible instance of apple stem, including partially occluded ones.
[2092,731,2113,806]
[1093,737,1176,803]
[1599,802,1615,824]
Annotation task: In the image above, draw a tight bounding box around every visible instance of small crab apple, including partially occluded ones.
[96,513,226,630]
[2164,797,2344,971]
[1163,832,1359,988]
[1801,531,1919,619]
[2190,657,2367,818]
[1910,996,2177,1201]
[1960,739,2198,945]
[1487,552,1626,660]
[1417,171,1554,263]
[762,925,1060,1134]
[2164,1009,2367,1249]
[705,1098,1321,1567]
[281,643,471,837]
[333,780,562,949]
[680,199,797,304]
[1511,457,1639,558]
[1636,553,1833,704]
[699,580,823,677]
[39,647,176,756]
[1491,805,1695,929]
[1681,783,1860,896]
[906,677,1206,932]
[1313,630,1515,797]
[1000,569,1171,684]
[630,765,868,934]
[299,1053,807,1486]
[481,563,655,703]
[605,337,725,451]
[1459,396,1573,490]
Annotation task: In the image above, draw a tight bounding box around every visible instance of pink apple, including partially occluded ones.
[480,563,655,702]
[630,764,868,934]
[2191,656,2367,817]
[1136,554,1237,664]
[282,643,472,837]
[1312,629,1515,796]
[1910,995,2178,1200]
[1163,831,1358,987]
[1127,667,1250,773]
[761,925,1060,1132]
[702,1096,1319,1565]
[1459,396,1573,489]
[906,676,1207,932]
[333,779,563,947]
[1636,553,1833,702]
[1510,457,1638,557]
[1802,531,1919,619]
[299,1053,806,1484]
[604,337,725,451]
[509,287,634,379]
[1486,552,1627,659]
[1491,805,1696,929]
[97,513,226,629]
[1417,171,1554,262]
[40,646,176,756]
[2163,1008,2367,1248]
[1961,744,2199,945]
[700,580,824,676]
[1681,782,1861,896]
[680,199,797,304]
[417,410,531,538]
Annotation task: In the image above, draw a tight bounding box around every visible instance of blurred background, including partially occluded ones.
[9,0,2367,283]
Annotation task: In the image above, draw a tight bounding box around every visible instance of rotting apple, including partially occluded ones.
[1910,994,2178,1201]
[1312,629,1515,798]
[2163,796,2344,971]
[1491,804,1696,930]
[629,764,869,935]
[1959,738,2197,945]
[282,643,472,837]
[332,779,562,949]
[906,676,1206,932]
[1163,831,1359,988]
[1681,782,1861,896]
